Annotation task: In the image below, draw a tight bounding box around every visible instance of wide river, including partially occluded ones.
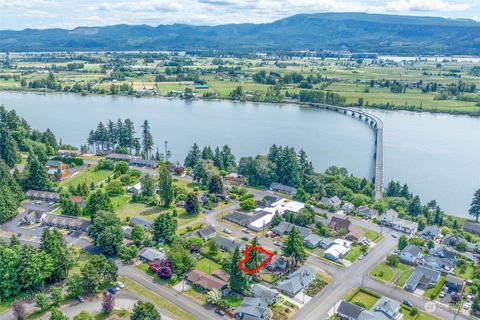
[0,92,479,218]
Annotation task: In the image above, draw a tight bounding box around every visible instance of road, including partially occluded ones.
[117,264,223,320]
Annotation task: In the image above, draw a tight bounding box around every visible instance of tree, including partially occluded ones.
[35,293,50,311]
[106,180,124,196]
[50,286,63,305]
[206,289,222,305]
[240,197,256,211]
[408,195,422,217]
[102,293,115,314]
[167,239,195,276]
[208,175,224,194]
[207,238,219,256]
[245,237,262,272]
[184,143,201,168]
[152,213,177,244]
[398,235,408,250]
[141,174,156,197]
[283,227,307,266]
[89,211,123,255]
[23,155,51,191]
[185,193,201,215]
[141,120,154,159]
[0,160,23,222]
[119,245,139,263]
[80,255,118,293]
[41,228,73,281]
[469,189,480,222]
[83,190,113,216]
[229,247,247,293]
[12,301,26,320]
[66,274,83,297]
[131,301,161,320]
[74,311,95,320]
[131,224,145,246]
[50,308,68,320]
[386,254,399,267]
[270,212,282,227]
[148,260,173,279]
[158,168,174,207]
[114,161,129,175]
[0,125,20,167]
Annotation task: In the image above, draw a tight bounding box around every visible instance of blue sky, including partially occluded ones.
[0,0,478,30]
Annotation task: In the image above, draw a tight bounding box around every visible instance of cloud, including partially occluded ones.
[386,0,469,12]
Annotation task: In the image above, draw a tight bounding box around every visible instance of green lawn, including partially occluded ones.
[60,167,112,188]
[347,289,379,309]
[395,267,414,287]
[119,277,195,320]
[222,295,243,308]
[370,263,395,282]
[345,245,364,262]
[424,276,445,299]
[360,227,383,243]
[116,202,167,222]
[195,258,221,274]
[454,263,476,280]
[184,288,207,305]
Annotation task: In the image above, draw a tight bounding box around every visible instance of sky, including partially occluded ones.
[0,0,478,30]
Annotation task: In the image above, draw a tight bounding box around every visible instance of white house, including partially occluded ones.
[399,245,421,265]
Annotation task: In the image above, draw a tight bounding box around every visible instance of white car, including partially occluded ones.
[464,303,471,310]
[223,228,232,234]
[116,282,125,289]
[439,291,446,298]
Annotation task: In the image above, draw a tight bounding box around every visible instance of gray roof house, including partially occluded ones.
[318,238,334,249]
[129,158,157,168]
[356,206,378,219]
[224,211,254,227]
[106,153,135,161]
[235,297,270,320]
[129,217,152,230]
[250,284,280,305]
[404,266,441,292]
[442,234,463,247]
[139,247,166,262]
[337,300,364,320]
[341,202,355,213]
[445,274,465,293]
[320,196,341,208]
[270,182,297,196]
[379,209,418,235]
[337,297,404,320]
[23,210,47,225]
[419,226,441,240]
[303,234,322,249]
[420,247,457,272]
[197,225,216,240]
[273,222,312,239]
[399,245,421,265]
[215,235,246,252]
[277,266,316,296]
[464,221,480,235]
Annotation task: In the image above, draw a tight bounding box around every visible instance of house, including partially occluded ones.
[69,195,86,207]
[328,216,352,234]
[129,158,157,168]
[399,245,421,265]
[368,297,404,320]
[419,247,457,272]
[45,160,67,170]
[442,234,463,247]
[404,266,441,292]
[346,227,365,242]
[419,226,441,240]
[341,202,355,214]
[197,225,216,240]
[251,284,280,305]
[379,209,418,235]
[324,241,351,262]
[23,210,47,225]
[235,297,270,320]
[127,182,142,194]
[224,211,253,227]
[122,226,132,239]
[266,256,288,272]
[185,270,227,291]
[211,269,230,282]
[464,222,480,235]
[25,190,61,202]
[319,238,334,249]
[356,206,378,220]
[43,214,90,231]
[46,168,69,181]
[106,153,135,161]
[57,149,80,157]
[277,266,316,296]
[445,274,465,293]
[320,196,341,209]
[304,234,322,249]
[139,247,166,262]
[273,222,311,239]
[248,210,276,232]
[336,300,364,320]
[129,217,152,230]
[262,195,281,207]
[224,173,245,186]
[270,182,297,196]
[215,235,245,252]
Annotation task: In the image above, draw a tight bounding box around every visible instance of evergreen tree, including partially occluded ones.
[185,192,201,215]
[152,213,177,244]
[0,160,23,222]
[0,125,20,167]
[282,227,307,266]
[141,175,156,197]
[158,168,174,207]
[208,175,224,194]
[131,301,161,320]
[123,119,136,153]
[88,210,123,255]
[245,237,262,272]
[23,155,51,191]
[184,143,201,168]
[83,190,113,216]
[201,146,214,160]
[141,120,154,159]
[469,189,480,222]
[41,228,73,281]
[229,247,247,293]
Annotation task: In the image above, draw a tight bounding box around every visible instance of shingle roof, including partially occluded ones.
[337,300,364,319]
[185,270,227,291]
[402,245,421,257]
[139,247,165,262]
[197,225,216,240]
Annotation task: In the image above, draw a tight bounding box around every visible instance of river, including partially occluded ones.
[0,91,478,218]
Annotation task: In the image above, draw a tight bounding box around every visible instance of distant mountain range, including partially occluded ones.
[1,12,480,55]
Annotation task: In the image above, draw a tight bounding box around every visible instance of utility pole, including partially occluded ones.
[164,141,168,163]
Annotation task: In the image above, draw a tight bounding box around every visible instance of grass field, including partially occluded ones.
[424,276,445,299]
[195,258,221,274]
[60,167,112,188]
[119,277,195,320]
[347,289,380,309]
[345,244,364,262]
[370,262,395,282]
[116,202,167,222]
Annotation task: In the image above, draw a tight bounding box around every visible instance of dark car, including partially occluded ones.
[77,296,85,303]
[241,236,249,241]
[403,300,413,307]
[214,309,225,316]
[108,287,119,295]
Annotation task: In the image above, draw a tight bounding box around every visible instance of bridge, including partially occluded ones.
[308,103,384,199]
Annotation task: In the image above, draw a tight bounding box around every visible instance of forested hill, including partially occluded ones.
[1,12,480,55]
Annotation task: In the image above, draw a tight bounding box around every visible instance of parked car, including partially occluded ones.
[116,281,125,289]
[439,291,446,298]
[214,309,225,316]
[266,231,273,237]
[464,303,471,310]
[77,296,85,303]
[274,241,282,247]
[108,287,119,295]
[358,255,364,260]
[403,300,413,307]
[391,234,398,238]
[242,228,250,233]
[241,236,249,241]
[223,228,232,234]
